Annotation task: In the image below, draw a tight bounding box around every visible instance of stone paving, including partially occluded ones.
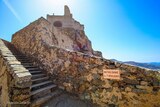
[43,92,98,107]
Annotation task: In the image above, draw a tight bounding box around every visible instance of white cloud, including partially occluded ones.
[2,0,22,22]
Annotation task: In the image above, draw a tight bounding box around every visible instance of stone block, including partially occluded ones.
[136,85,153,92]
[86,74,93,82]
[10,66,28,72]
[12,94,30,101]
[140,81,148,86]
[132,89,148,94]
[3,56,17,61]
[102,81,112,89]
[1,53,14,57]
[7,61,21,65]
[15,80,32,88]
[64,60,71,68]
[125,87,132,92]
[123,78,139,85]
[15,72,31,78]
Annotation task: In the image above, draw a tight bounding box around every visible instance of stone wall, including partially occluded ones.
[0,48,10,107]
[12,30,160,107]
[0,39,31,107]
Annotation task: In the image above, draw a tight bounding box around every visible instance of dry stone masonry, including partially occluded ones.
[0,5,160,107]
[12,33,160,106]
[0,39,31,107]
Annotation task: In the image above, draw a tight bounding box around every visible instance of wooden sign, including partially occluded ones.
[103,69,120,80]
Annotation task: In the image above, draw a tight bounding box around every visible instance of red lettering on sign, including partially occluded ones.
[103,69,120,80]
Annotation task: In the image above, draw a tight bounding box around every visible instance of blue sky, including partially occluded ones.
[0,0,160,62]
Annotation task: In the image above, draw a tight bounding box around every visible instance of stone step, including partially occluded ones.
[30,70,42,74]
[21,61,33,64]
[18,61,31,63]
[14,55,26,57]
[32,77,49,83]
[31,81,52,88]
[17,59,31,62]
[21,63,33,65]
[32,74,46,79]
[17,59,30,61]
[27,68,39,71]
[13,53,25,55]
[31,72,43,75]
[15,56,28,59]
[16,58,32,62]
[31,84,56,96]
[31,90,62,107]
[10,50,19,52]
[11,52,21,54]
[13,53,23,56]
[23,65,38,68]
[16,57,29,59]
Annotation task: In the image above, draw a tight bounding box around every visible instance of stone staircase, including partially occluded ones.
[7,44,60,107]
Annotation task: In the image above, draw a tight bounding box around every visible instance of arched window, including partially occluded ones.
[53,21,62,27]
